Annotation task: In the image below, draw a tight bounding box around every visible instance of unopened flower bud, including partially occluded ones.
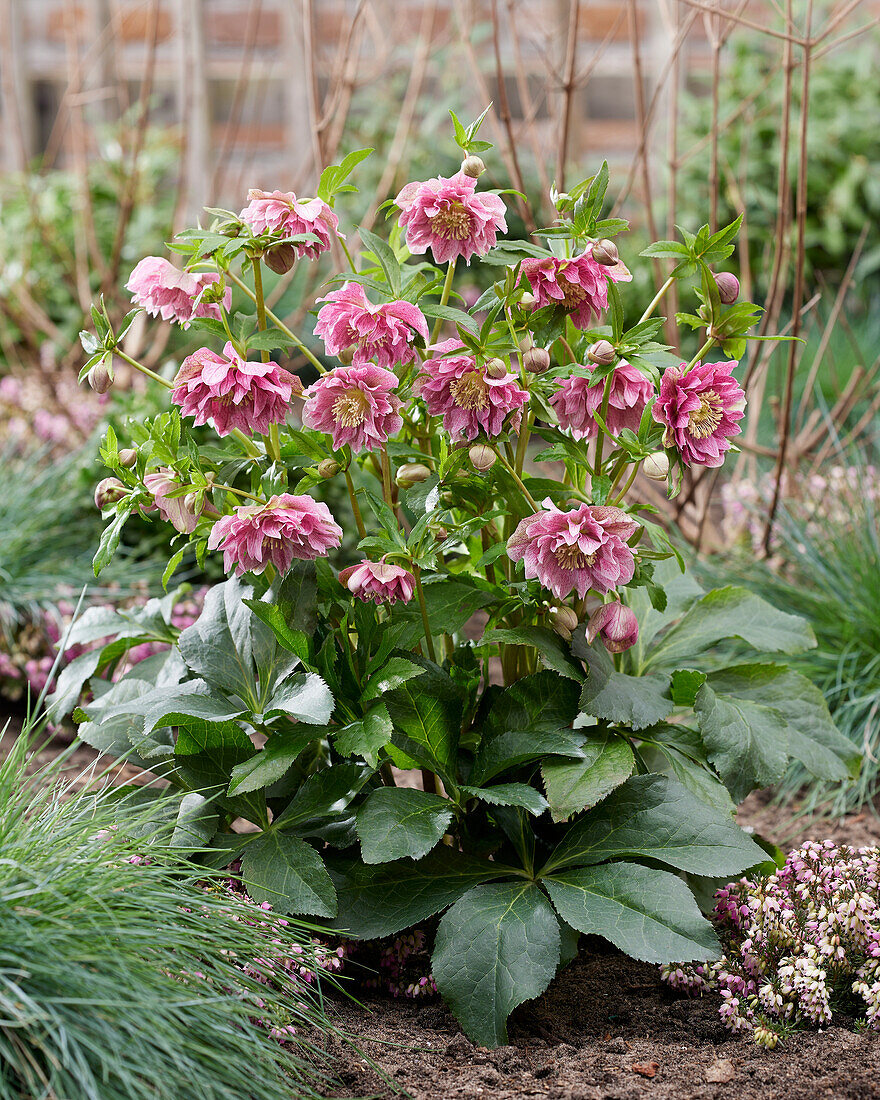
[265,242,297,276]
[518,332,534,352]
[94,477,126,511]
[440,491,455,506]
[587,340,616,366]
[289,373,305,397]
[219,218,243,238]
[337,345,356,365]
[396,462,432,488]
[469,444,496,472]
[88,363,113,393]
[554,192,571,209]
[484,357,508,379]
[117,448,138,469]
[715,272,740,304]
[587,601,638,653]
[643,452,669,481]
[519,291,535,308]
[461,155,486,179]
[697,303,712,322]
[318,459,341,479]
[591,239,619,266]
[432,526,448,542]
[183,491,201,512]
[522,347,551,375]
[550,605,579,640]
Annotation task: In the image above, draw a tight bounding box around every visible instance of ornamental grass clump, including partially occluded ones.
[69,108,860,1047]
[663,841,880,1048]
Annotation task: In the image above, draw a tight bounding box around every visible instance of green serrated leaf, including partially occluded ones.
[356,787,454,863]
[542,734,635,822]
[241,832,336,917]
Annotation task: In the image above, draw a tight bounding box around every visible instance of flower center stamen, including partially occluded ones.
[687,390,723,438]
[554,543,597,570]
[559,274,588,311]
[431,200,472,241]
[332,388,371,427]
[449,370,490,411]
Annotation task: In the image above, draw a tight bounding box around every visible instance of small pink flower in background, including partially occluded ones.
[172,341,295,437]
[313,282,429,370]
[144,469,203,534]
[239,190,340,261]
[416,340,528,442]
[586,601,639,652]
[395,170,507,265]
[207,493,342,577]
[507,499,638,599]
[550,360,653,440]
[521,246,631,329]
[302,364,403,453]
[126,257,231,328]
[338,558,415,605]
[652,360,746,468]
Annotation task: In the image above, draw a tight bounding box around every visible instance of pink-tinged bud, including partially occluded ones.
[587,340,616,366]
[318,459,340,479]
[433,526,448,542]
[94,477,126,511]
[469,444,496,471]
[591,239,619,266]
[643,452,669,481]
[337,345,356,365]
[88,363,113,393]
[523,347,551,375]
[519,332,534,352]
[264,242,297,275]
[715,272,740,304]
[550,605,579,640]
[586,601,638,653]
[484,357,508,379]
[117,448,138,469]
[289,373,305,396]
[461,155,486,179]
[396,462,432,488]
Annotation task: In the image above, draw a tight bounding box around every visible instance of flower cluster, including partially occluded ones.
[127,257,231,328]
[662,841,880,1048]
[347,929,438,1000]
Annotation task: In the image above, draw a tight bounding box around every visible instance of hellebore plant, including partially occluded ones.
[68,111,859,1047]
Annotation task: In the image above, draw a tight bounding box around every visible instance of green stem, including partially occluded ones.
[495,450,539,511]
[112,348,173,390]
[231,427,262,459]
[344,464,367,539]
[685,336,716,372]
[515,409,533,477]
[593,372,614,474]
[226,267,327,374]
[413,565,436,663]
[429,259,457,346]
[212,481,266,504]
[379,445,393,507]
[638,275,675,324]
[339,235,358,273]
[611,464,640,506]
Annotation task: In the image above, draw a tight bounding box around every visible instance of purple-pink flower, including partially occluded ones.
[550,360,653,440]
[586,600,639,653]
[395,170,507,265]
[313,282,429,370]
[507,499,638,599]
[338,558,415,605]
[521,247,631,329]
[239,190,339,261]
[302,365,403,453]
[652,360,746,468]
[126,257,231,328]
[415,340,528,442]
[144,469,204,534]
[207,494,342,577]
[172,342,295,437]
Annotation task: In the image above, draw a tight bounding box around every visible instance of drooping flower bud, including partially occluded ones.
[643,452,670,481]
[484,357,508,380]
[117,448,138,469]
[519,332,534,352]
[88,363,113,393]
[586,601,638,653]
[715,272,740,304]
[549,605,579,640]
[94,477,126,511]
[469,444,496,472]
[396,462,432,488]
[265,242,297,275]
[519,291,536,308]
[318,459,341,479]
[591,239,619,266]
[461,155,486,179]
[587,339,616,366]
[522,347,551,375]
[337,345,356,365]
[432,525,448,542]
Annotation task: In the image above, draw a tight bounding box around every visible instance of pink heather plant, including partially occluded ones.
[338,559,415,605]
[302,365,403,453]
[521,247,632,329]
[395,170,507,265]
[172,342,295,437]
[126,257,231,328]
[507,501,638,599]
[550,360,653,440]
[144,469,204,534]
[586,600,639,652]
[239,189,340,260]
[416,340,528,442]
[207,493,342,576]
[313,282,429,369]
[653,360,746,468]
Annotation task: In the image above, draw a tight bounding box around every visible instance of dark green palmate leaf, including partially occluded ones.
[543,863,720,963]
[470,727,586,786]
[432,882,560,1047]
[459,783,549,816]
[384,657,462,790]
[574,634,672,730]
[483,671,581,737]
[227,722,327,796]
[542,732,635,822]
[356,787,454,863]
[240,832,336,917]
[637,723,735,816]
[541,774,764,877]
[483,626,585,681]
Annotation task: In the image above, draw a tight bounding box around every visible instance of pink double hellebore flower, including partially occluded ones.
[239,190,340,261]
[550,360,653,441]
[395,170,507,265]
[302,365,403,453]
[313,282,429,370]
[415,340,529,443]
[338,559,415,606]
[652,361,746,468]
[207,493,342,577]
[126,257,231,328]
[172,342,295,437]
[521,246,632,330]
[507,499,638,600]
[144,469,203,534]
[586,601,639,653]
